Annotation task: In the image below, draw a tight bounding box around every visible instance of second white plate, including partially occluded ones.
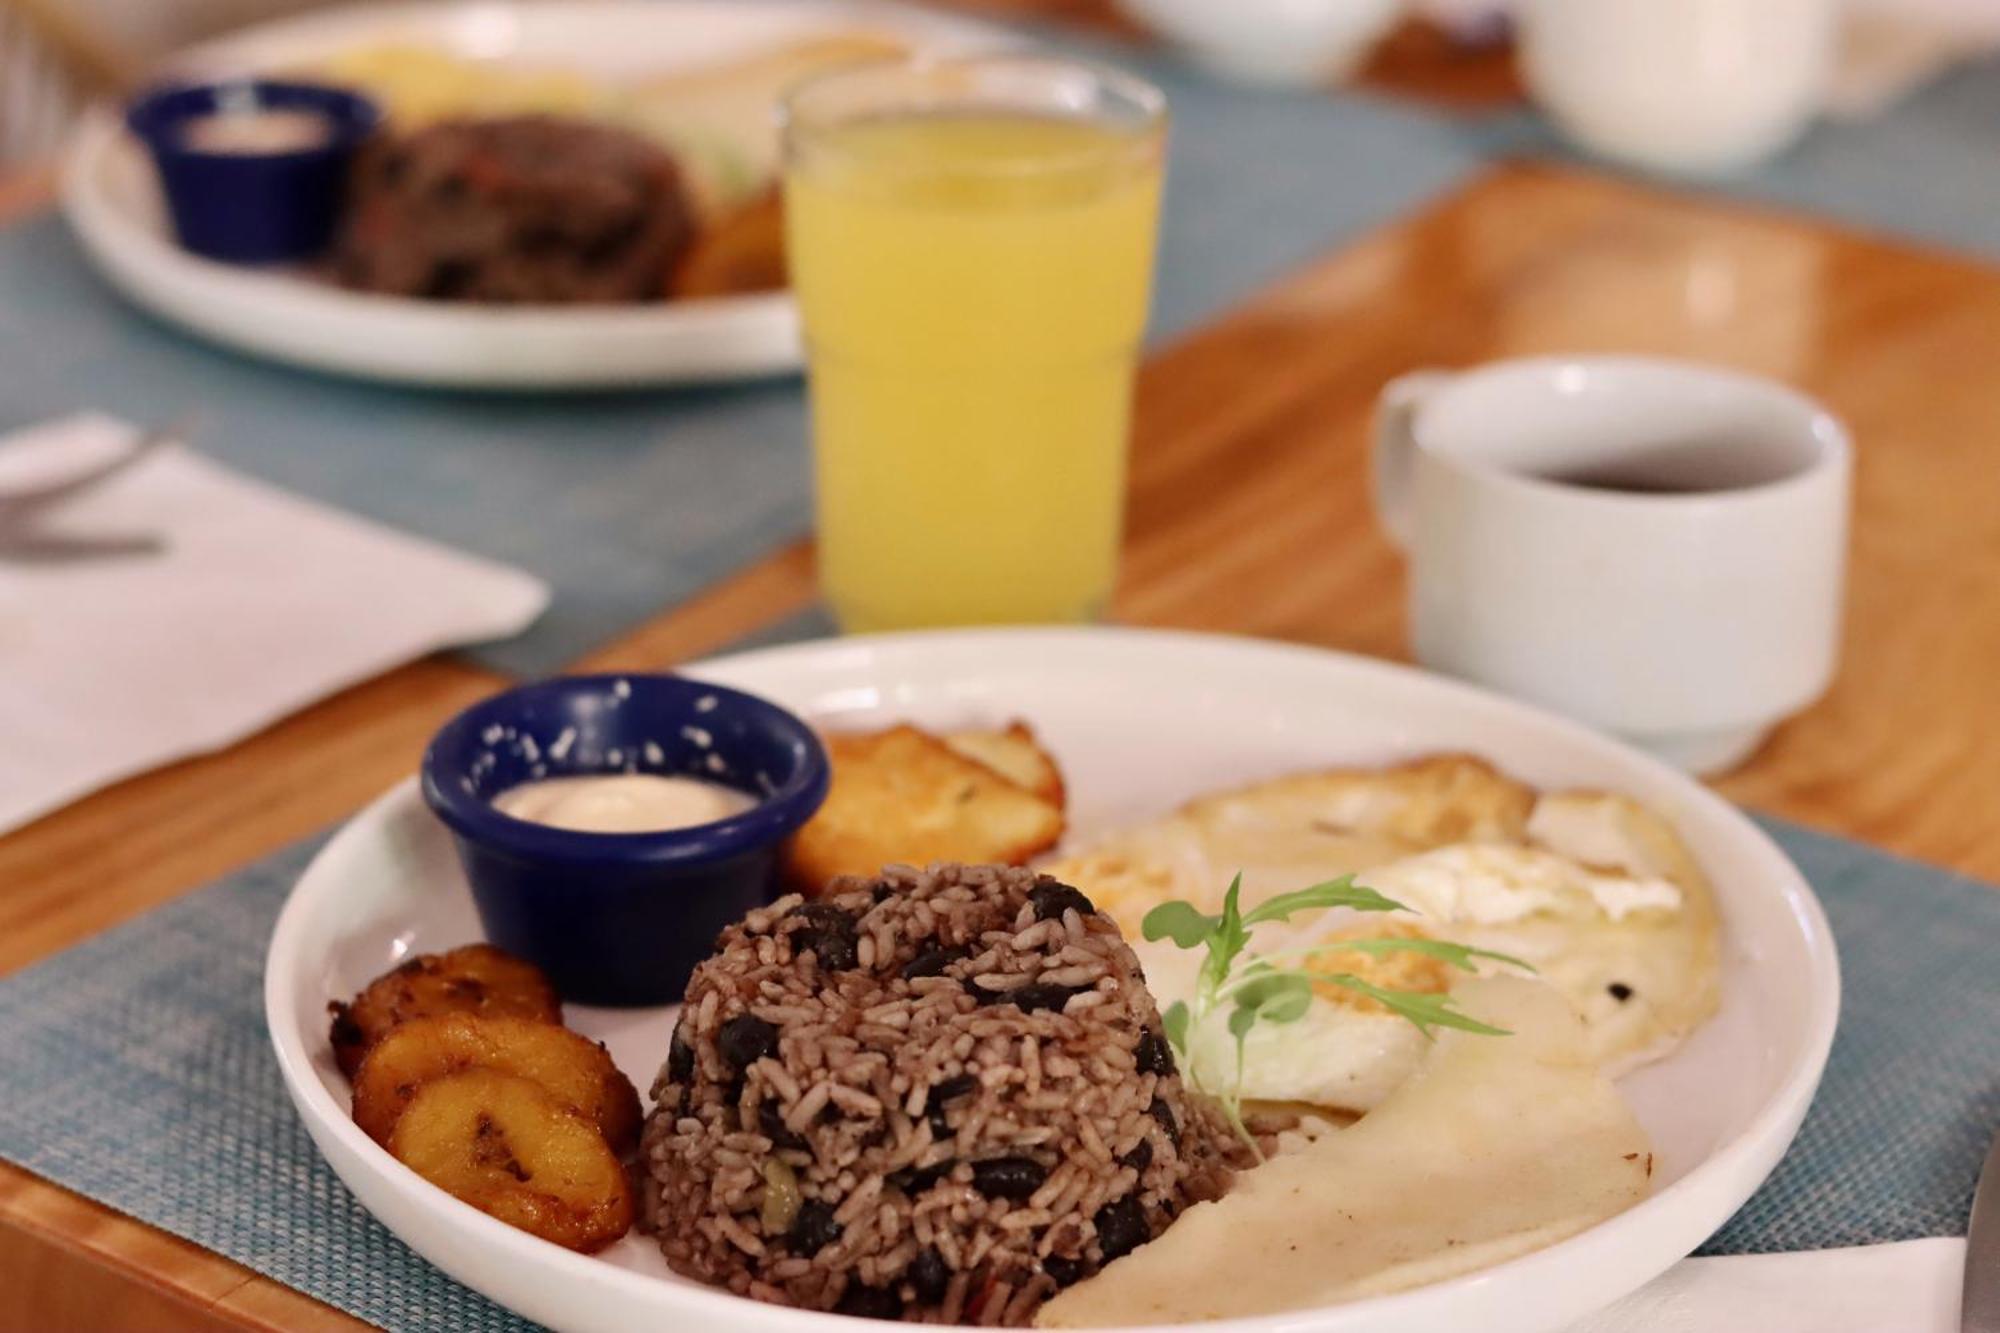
[59,0,1002,391]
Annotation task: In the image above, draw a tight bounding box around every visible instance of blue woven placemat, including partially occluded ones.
[1487,51,2000,266]
[1,808,1994,1332]
[0,32,1489,678]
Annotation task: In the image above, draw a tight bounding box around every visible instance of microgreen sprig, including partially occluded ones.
[1142,873,1532,1157]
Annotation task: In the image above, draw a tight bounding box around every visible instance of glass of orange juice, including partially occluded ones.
[782,56,1167,632]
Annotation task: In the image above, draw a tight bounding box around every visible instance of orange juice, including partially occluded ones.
[785,96,1164,631]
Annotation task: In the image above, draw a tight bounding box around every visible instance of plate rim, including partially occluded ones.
[265,625,1841,1332]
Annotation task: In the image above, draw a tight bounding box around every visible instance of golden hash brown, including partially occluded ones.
[329,944,562,1079]
[783,725,1065,893]
[350,1014,642,1153]
[942,722,1067,807]
[387,1068,634,1252]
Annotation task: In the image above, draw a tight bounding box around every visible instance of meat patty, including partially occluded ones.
[333,115,696,304]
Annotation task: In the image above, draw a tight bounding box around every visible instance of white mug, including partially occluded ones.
[1518,0,1838,175]
[1373,356,1851,775]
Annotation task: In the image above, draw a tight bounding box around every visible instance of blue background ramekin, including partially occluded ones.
[125,80,380,264]
[421,673,829,1007]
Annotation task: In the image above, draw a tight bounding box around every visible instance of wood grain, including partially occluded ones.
[1111,163,2000,862]
[4,110,2000,1333]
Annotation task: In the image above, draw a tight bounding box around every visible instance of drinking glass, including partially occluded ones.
[782,56,1167,632]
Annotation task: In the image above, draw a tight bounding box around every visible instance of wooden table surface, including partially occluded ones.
[5,8,1999,1332]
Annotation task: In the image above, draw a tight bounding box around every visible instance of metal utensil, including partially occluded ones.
[0,416,179,526]
[1965,1123,2000,1332]
[0,531,167,565]
[0,416,186,565]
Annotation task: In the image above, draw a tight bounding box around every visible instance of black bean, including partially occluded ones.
[872,883,894,904]
[1119,1138,1152,1173]
[1094,1196,1149,1262]
[789,1199,842,1257]
[759,1103,806,1151]
[1148,1096,1178,1145]
[1608,982,1635,1002]
[1135,1029,1175,1077]
[666,1026,694,1083]
[927,1074,977,1139]
[1029,879,1096,922]
[717,1013,777,1069]
[902,945,968,980]
[1042,1255,1084,1289]
[788,903,859,970]
[908,1248,951,1305]
[725,1074,748,1111]
[835,1284,904,1321]
[969,980,1083,1013]
[971,1156,1047,1200]
[887,1159,956,1195]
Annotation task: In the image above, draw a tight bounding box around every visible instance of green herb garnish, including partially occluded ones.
[1142,873,1532,1156]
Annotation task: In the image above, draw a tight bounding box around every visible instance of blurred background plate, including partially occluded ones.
[56,0,1006,391]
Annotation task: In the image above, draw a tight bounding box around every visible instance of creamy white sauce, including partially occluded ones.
[179,108,334,155]
[491,773,755,834]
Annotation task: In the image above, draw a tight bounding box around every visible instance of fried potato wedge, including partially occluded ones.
[329,944,562,1079]
[784,725,1065,892]
[389,1068,634,1252]
[943,722,1066,807]
[351,1014,642,1153]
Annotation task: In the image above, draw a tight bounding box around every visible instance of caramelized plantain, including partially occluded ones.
[388,1069,634,1252]
[351,1013,641,1153]
[329,944,561,1079]
[670,189,786,299]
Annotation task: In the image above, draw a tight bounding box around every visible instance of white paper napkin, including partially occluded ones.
[0,414,549,835]
[1566,1237,1967,1333]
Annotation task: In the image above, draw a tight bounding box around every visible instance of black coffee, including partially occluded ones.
[1531,438,1800,495]
[1534,466,1720,495]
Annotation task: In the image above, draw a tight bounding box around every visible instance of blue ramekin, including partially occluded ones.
[421,674,830,1007]
[125,80,381,264]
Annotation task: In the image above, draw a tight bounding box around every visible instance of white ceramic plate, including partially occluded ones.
[58,1,1002,391]
[265,627,1839,1333]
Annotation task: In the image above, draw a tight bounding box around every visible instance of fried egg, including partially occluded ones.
[1047,757,1720,1113]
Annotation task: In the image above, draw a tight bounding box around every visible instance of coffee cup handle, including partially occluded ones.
[1372,370,1454,550]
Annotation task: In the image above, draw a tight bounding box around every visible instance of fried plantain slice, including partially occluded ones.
[351,1013,642,1152]
[388,1068,634,1252]
[329,944,562,1079]
[670,188,786,299]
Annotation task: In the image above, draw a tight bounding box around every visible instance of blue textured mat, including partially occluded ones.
[1,811,1994,1332]
[1488,51,2000,265]
[0,46,1488,678]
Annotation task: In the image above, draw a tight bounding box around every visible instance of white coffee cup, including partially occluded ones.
[1373,356,1851,775]
[1518,0,1838,175]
